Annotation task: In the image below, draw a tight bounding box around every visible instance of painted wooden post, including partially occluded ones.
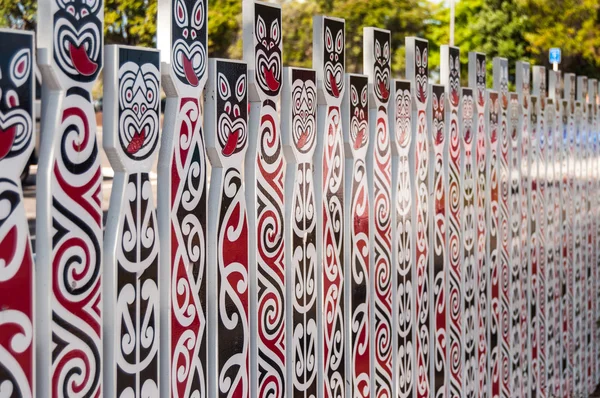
[516,61,531,398]
[586,79,596,395]
[590,78,600,390]
[241,3,286,396]
[493,57,510,398]
[103,45,161,397]
[156,0,208,395]
[469,51,488,398]
[441,45,462,398]
[508,91,523,397]
[0,29,35,398]
[487,88,500,398]
[313,15,345,398]
[391,79,414,398]
[341,72,371,398]
[429,82,447,398]
[460,85,476,398]
[280,67,318,398]
[364,27,393,398]
[204,58,249,398]
[36,0,103,394]
[406,36,431,398]
[536,65,548,398]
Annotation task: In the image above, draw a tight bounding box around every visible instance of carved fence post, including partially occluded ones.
[241,3,286,396]
[36,0,103,393]
[508,90,523,397]
[0,29,35,398]
[390,78,414,398]
[459,84,476,398]
[586,78,596,395]
[590,78,600,389]
[103,45,161,397]
[364,26,393,398]
[596,83,600,388]
[341,72,371,397]
[441,45,462,398]
[313,15,345,398]
[469,51,488,398]
[204,58,249,398]
[430,83,447,398]
[156,0,208,395]
[493,56,510,398]
[406,36,431,398]
[280,66,318,397]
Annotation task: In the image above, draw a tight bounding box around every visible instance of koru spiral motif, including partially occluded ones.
[0,29,35,398]
[365,28,393,398]
[103,46,161,398]
[206,58,249,398]
[36,0,104,394]
[393,79,414,398]
[244,3,285,397]
[157,0,209,396]
[442,45,462,398]
[314,16,345,398]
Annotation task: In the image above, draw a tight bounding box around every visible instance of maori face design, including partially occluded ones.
[0,33,33,162]
[350,75,368,150]
[395,81,411,149]
[449,47,460,107]
[291,69,317,153]
[476,54,486,107]
[521,64,530,109]
[531,97,537,124]
[255,3,281,96]
[217,61,247,157]
[462,88,474,143]
[510,95,519,142]
[499,60,509,109]
[118,49,160,161]
[373,30,390,103]
[172,0,207,87]
[490,92,498,142]
[432,85,445,145]
[323,18,344,99]
[540,71,546,108]
[53,0,102,81]
[414,39,428,104]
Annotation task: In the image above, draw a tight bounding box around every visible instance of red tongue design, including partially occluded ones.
[329,72,340,98]
[222,129,240,156]
[0,125,17,160]
[354,129,365,150]
[127,130,146,154]
[297,130,309,149]
[451,90,459,107]
[183,55,199,87]
[378,80,389,101]
[263,66,280,91]
[69,43,98,76]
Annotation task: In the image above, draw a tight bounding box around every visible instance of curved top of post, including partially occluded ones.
[157,0,208,97]
[493,57,508,111]
[405,37,428,110]
[363,27,391,107]
[441,45,460,109]
[313,16,345,105]
[468,51,486,109]
[243,0,282,102]
[516,61,530,110]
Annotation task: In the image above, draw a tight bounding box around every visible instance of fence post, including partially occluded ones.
[102,45,161,396]
[0,29,35,398]
[204,58,249,398]
[156,0,209,395]
[390,78,415,398]
[280,66,319,397]
[35,0,104,393]
[313,15,346,398]
[364,26,394,398]
[586,78,596,396]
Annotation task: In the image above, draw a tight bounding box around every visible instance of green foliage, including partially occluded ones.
[104,0,158,46]
[0,0,37,31]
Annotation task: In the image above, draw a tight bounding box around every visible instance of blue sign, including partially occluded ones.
[549,48,561,64]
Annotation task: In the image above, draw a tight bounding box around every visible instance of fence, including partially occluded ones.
[0,0,599,397]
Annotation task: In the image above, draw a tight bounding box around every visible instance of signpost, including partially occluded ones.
[550,48,561,71]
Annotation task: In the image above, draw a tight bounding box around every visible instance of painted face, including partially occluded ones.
[217,61,247,157]
[373,30,390,103]
[489,92,498,143]
[476,54,486,107]
[118,49,160,161]
[291,69,317,153]
[462,88,474,143]
[323,18,344,99]
[510,95,519,142]
[0,33,33,162]
[255,3,281,96]
[449,47,460,108]
[522,64,530,109]
[499,60,508,110]
[396,81,411,150]
[350,75,368,150]
[172,0,207,87]
[432,85,445,145]
[53,0,102,81]
[414,39,428,104]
